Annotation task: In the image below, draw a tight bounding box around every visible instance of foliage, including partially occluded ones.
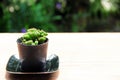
[0,0,119,32]
[20,28,48,45]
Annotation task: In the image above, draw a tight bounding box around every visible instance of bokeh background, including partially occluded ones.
[0,0,119,32]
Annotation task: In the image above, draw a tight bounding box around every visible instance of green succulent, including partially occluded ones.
[21,28,48,45]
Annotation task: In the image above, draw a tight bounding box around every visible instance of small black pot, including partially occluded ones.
[17,38,48,62]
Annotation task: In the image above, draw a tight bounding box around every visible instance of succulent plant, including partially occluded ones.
[20,28,48,46]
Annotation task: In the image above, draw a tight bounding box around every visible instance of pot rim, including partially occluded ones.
[17,38,49,47]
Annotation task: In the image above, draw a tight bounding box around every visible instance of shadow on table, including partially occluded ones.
[5,70,59,80]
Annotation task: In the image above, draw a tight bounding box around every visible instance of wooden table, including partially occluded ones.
[1,33,120,80]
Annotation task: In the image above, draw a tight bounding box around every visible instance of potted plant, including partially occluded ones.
[6,28,59,80]
[17,28,48,72]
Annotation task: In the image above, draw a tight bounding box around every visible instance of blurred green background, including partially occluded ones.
[0,0,119,32]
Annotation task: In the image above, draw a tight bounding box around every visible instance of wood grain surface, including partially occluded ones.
[1,33,120,80]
